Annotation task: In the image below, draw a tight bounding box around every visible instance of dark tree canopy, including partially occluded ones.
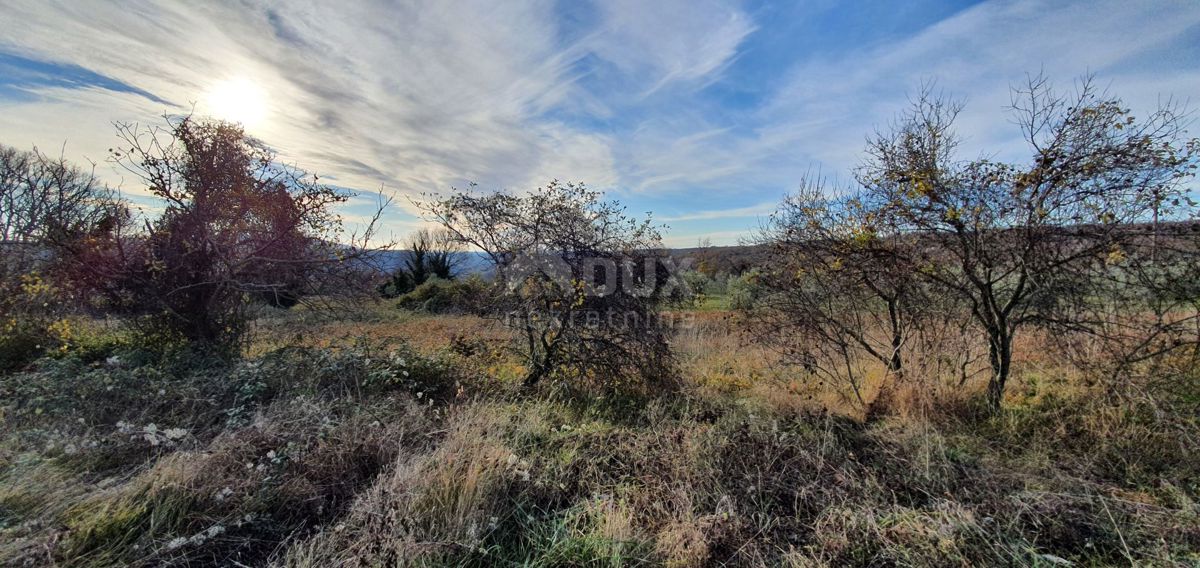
[380,228,463,298]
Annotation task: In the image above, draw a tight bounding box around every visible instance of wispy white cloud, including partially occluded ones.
[761,0,1200,171]
[659,201,776,222]
[662,230,750,249]
[609,0,1200,203]
[0,0,1196,247]
[0,0,755,232]
[587,0,756,97]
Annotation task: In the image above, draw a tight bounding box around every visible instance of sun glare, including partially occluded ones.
[205,78,268,129]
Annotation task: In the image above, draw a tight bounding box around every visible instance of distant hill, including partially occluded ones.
[361,221,1200,280]
[362,244,767,279]
[669,244,768,276]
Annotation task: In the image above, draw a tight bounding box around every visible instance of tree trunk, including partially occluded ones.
[985,327,1012,412]
[866,366,902,422]
[523,364,545,388]
[888,348,903,375]
[523,331,559,389]
[866,300,905,421]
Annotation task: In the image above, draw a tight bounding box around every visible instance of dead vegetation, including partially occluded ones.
[0,307,1196,567]
[1,74,1198,567]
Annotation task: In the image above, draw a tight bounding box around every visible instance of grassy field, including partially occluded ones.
[1,302,1198,566]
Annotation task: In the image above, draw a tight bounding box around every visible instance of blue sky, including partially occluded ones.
[1,0,1197,246]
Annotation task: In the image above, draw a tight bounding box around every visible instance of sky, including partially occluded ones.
[1,0,1198,246]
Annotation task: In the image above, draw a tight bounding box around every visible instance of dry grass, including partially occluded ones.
[1,306,1197,566]
[248,303,509,355]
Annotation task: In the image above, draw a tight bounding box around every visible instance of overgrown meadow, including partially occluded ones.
[2,75,1199,566]
[2,301,1198,567]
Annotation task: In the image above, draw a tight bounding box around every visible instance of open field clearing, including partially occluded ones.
[2,302,1197,566]
[3,6,1199,563]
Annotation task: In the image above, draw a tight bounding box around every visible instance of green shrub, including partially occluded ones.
[726,270,762,310]
[0,320,54,372]
[0,272,75,371]
[394,276,489,314]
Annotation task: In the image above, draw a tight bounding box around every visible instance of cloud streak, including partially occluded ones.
[0,0,1196,245]
[659,201,776,222]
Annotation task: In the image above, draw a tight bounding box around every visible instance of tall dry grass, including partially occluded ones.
[1,309,1196,566]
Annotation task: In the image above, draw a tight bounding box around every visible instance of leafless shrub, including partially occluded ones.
[752,179,919,411]
[421,181,678,392]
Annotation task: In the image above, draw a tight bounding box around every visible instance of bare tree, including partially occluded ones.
[0,144,117,261]
[0,144,121,367]
[425,228,463,280]
[421,181,677,392]
[752,177,937,413]
[861,76,1198,410]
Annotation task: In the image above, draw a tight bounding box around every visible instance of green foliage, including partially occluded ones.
[394,276,489,314]
[665,270,715,308]
[726,270,762,310]
[0,273,72,371]
[0,319,54,372]
[381,228,462,299]
[520,503,656,566]
[378,268,415,299]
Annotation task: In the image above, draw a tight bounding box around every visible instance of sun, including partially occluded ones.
[205,78,268,129]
